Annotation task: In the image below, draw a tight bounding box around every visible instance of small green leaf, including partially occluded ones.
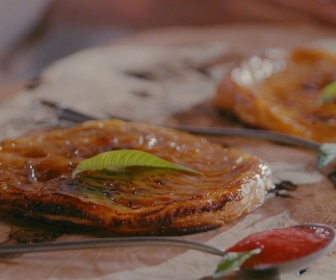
[213,249,261,279]
[317,143,336,168]
[320,81,336,103]
[72,149,201,177]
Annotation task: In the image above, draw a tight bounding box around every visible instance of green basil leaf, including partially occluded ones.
[320,81,336,103]
[213,249,261,279]
[72,149,201,177]
[317,143,336,168]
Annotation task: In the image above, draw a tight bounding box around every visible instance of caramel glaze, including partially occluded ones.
[0,120,273,236]
[214,48,336,143]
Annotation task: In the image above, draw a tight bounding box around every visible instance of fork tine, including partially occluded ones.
[40,100,97,123]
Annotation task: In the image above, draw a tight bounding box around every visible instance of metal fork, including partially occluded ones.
[40,99,320,151]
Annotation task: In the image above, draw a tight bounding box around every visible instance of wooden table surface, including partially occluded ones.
[0,23,336,280]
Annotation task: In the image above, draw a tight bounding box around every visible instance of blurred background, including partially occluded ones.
[0,0,335,87]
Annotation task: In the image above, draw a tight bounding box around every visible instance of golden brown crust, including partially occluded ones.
[0,120,273,235]
[214,48,336,143]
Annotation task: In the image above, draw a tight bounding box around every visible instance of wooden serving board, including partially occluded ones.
[0,23,336,280]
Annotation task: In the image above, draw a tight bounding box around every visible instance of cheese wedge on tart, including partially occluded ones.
[214,43,336,143]
[0,120,273,235]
